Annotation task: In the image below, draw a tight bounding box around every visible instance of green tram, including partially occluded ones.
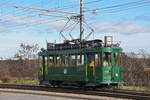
[38,36,123,87]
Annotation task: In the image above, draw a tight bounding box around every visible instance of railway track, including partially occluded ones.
[0,83,150,100]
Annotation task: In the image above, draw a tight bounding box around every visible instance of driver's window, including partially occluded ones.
[89,54,94,67]
[103,52,112,66]
[114,53,119,67]
[38,56,42,66]
[38,56,43,72]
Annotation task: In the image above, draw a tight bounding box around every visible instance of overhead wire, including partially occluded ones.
[1,0,150,35]
[85,0,150,13]
[108,2,150,13]
[14,5,78,15]
[2,15,64,28]
[0,0,67,33]
[3,0,102,26]
[0,2,67,32]
[3,19,65,32]
[0,12,39,26]
[53,0,105,10]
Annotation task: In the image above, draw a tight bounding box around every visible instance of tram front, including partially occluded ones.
[101,47,123,87]
[101,36,123,87]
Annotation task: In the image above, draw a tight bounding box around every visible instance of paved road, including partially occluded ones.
[0,92,83,100]
[0,89,128,100]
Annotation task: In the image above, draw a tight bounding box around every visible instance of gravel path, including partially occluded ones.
[0,92,81,100]
[0,88,131,100]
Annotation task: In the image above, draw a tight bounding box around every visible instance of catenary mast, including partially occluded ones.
[14,0,85,42]
[80,0,84,41]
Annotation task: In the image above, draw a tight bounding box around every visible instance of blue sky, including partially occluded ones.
[0,0,150,58]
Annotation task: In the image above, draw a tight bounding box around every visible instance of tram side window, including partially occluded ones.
[49,56,54,67]
[77,54,84,66]
[104,52,112,66]
[77,55,80,66]
[56,56,60,66]
[62,55,67,66]
[81,55,84,65]
[114,53,119,66]
[38,56,42,66]
[65,55,69,66]
[59,55,63,66]
[89,54,94,67]
[68,55,71,66]
[60,55,68,66]
[38,56,43,71]
[95,53,101,66]
[45,56,48,66]
[71,55,76,66]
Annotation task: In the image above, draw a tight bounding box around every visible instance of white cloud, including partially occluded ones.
[0,27,9,32]
[0,14,66,34]
[1,16,150,58]
[135,15,150,22]
[92,20,150,35]
[92,20,150,53]
[0,30,60,58]
[94,32,150,53]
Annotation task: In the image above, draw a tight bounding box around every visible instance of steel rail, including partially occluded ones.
[0,83,150,100]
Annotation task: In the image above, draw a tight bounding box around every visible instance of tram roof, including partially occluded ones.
[38,47,122,56]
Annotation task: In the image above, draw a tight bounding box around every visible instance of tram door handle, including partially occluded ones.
[109,70,112,73]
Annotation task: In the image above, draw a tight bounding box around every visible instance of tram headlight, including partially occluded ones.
[115,73,118,77]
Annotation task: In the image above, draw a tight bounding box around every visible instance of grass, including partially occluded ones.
[10,80,39,85]
[123,86,150,92]
[0,79,39,85]
[0,80,3,83]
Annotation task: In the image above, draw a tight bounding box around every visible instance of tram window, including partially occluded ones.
[77,54,84,66]
[49,56,54,67]
[89,54,94,67]
[56,56,60,66]
[60,55,64,66]
[104,52,112,66]
[114,53,119,66]
[77,55,81,66]
[66,55,69,66]
[45,56,48,66]
[71,55,76,66]
[38,56,43,72]
[60,55,68,66]
[62,55,68,66]
[62,56,65,65]
[68,55,71,66]
[38,56,42,65]
[95,53,101,66]
[38,56,43,69]
[81,55,84,65]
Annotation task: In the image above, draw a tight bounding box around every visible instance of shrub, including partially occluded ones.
[1,76,11,83]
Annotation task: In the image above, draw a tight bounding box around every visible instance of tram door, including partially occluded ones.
[38,56,47,81]
[112,52,121,82]
[86,54,96,81]
[103,52,112,82]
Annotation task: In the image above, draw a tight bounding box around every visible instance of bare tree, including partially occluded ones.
[13,43,39,79]
[14,43,39,60]
[123,50,150,87]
